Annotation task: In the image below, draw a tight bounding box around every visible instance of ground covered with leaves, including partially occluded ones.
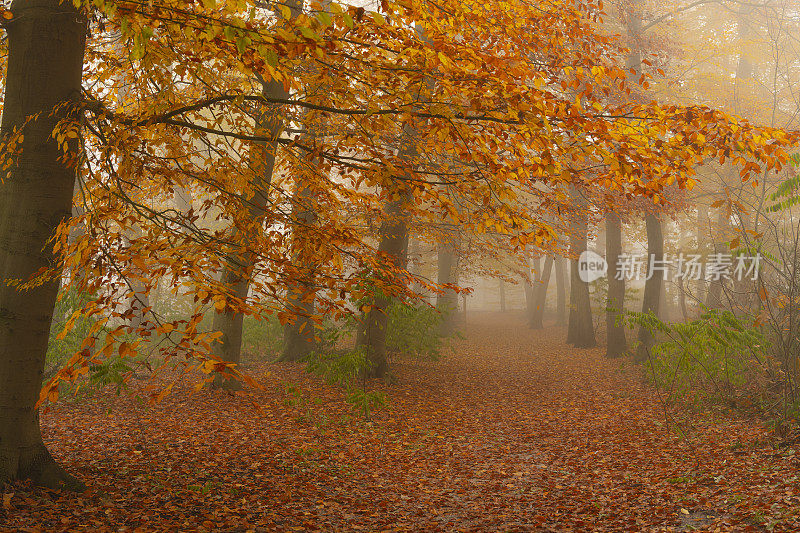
[3,313,799,532]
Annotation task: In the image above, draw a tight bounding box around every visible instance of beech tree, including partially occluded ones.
[555,256,567,325]
[566,193,596,348]
[605,210,627,357]
[436,228,461,336]
[530,255,553,329]
[0,0,87,489]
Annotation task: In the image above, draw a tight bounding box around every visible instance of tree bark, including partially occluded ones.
[555,256,567,325]
[280,184,318,362]
[123,227,150,332]
[209,79,285,389]
[208,0,309,386]
[705,208,728,310]
[635,214,664,362]
[605,211,627,357]
[659,277,670,321]
[625,0,662,363]
[524,256,540,327]
[0,0,87,490]
[531,256,553,329]
[678,275,689,321]
[436,230,460,336]
[355,195,410,379]
[523,279,536,326]
[695,203,710,308]
[567,214,596,348]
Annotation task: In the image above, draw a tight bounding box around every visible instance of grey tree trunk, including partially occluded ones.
[624,0,665,362]
[280,184,318,362]
[523,279,536,327]
[605,211,627,357]
[355,195,410,379]
[210,79,285,389]
[531,256,553,329]
[659,277,671,321]
[635,214,664,362]
[0,0,87,490]
[407,237,425,299]
[210,274,249,389]
[695,203,710,307]
[524,256,540,327]
[567,214,596,348]
[209,0,309,386]
[678,275,689,321]
[555,256,567,325]
[436,230,460,336]
[123,227,150,332]
[705,208,728,310]
[499,279,507,312]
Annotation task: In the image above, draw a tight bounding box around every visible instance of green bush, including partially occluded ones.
[386,302,447,360]
[305,347,387,418]
[626,308,770,408]
[46,286,97,378]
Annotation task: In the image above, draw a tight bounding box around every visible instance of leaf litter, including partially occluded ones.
[2,312,799,532]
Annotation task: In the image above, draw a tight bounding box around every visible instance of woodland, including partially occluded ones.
[1,0,800,530]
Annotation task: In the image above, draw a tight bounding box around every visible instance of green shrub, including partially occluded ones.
[626,308,770,408]
[46,286,97,378]
[304,347,387,418]
[386,302,447,360]
[305,347,368,387]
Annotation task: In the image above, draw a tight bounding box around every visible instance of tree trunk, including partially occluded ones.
[555,256,567,325]
[355,196,409,379]
[209,79,285,389]
[0,0,87,490]
[659,278,670,321]
[705,208,728,310]
[208,0,310,385]
[567,215,596,348]
[678,275,689,321]
[123,227,150,332]
[523,280,536,327]
[531,256,553,329]
[210,275,249,389]
[695,203,710,309]
[605,211,627,357]
[524,256,540,327]
[280,184,318,362]
[635,214,664,362]
[436,230,460,336]
[407,237,425,299]
[499,279,507,312]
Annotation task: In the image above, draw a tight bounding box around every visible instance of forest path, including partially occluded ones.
[4,312,799,531]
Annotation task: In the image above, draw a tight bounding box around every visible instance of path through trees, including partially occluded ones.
[4,313,799,531]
